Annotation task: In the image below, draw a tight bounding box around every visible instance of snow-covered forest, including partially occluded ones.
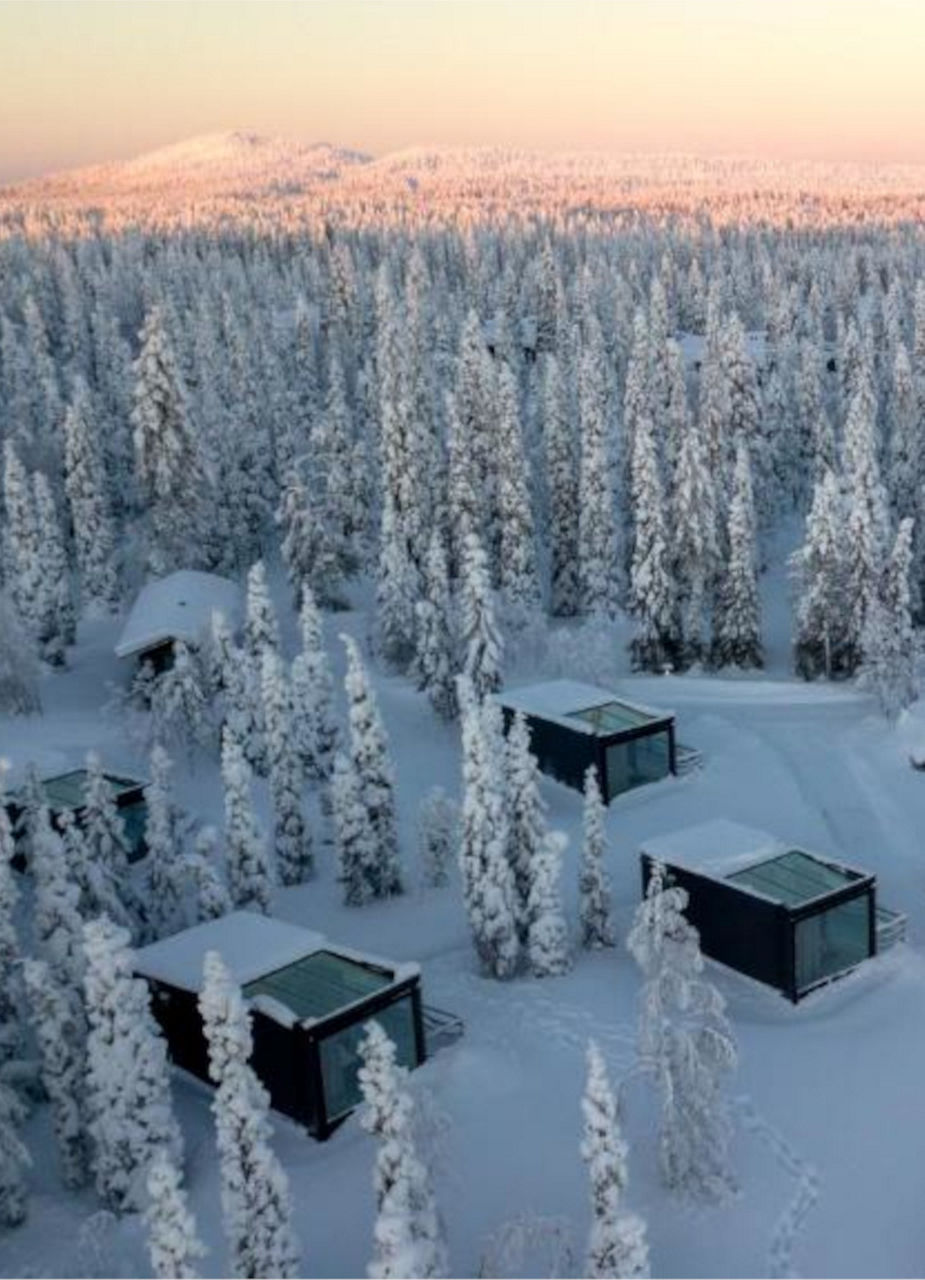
[4,145,925,1278]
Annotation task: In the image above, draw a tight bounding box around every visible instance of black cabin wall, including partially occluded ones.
[641,855,788,993]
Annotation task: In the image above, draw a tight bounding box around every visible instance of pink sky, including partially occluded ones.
[2,1,924,181]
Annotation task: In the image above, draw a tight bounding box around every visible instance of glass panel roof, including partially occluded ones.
[243,950,392,1021]
[726,849,863,908]
[14,770,143,811]
[569,701,660,734]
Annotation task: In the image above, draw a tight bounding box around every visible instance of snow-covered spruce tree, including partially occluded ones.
[720,312,766,514]
[412,530,458,721]
[375,490,419,670]
[0,1074,29,1228]
[628,412,678,672]
[791,469,849,680]
[0,767,26,1067]
[290,586,338,782]
[504,711,549,942]
[888,343,921,524]
[578,316,620,617]
[199,951,299,1280]
[495,361,541,624]
[542,354,580,617]
[457,676,519,979]
[860,517,918,720]
[0,592,40,715]
[63,376,119,614]
[132,303,212,575]
[417,788,457,890]
[3,441,41,643]
[358,1021,448,1280]
[342,634,402,897]
[842,378,890,674]
[626,861,738,1204]
[81,752,145,934]
[31,803,86,989]
[277,462,348,612]
[32,470,76,664]
[712,436,762,670]
[179,826,234,924]
[330,750,378,907]
[221,727,273,915]
[620,308,652,549]
[671,409,716,667]
[581,1040,650,1280]
[144,1146,207,1280]
[151,640,211,757]
[145,744,185,941]
[459,524,503,701]
[211,612,263,771]
[579,767,615,950]
[82,916,183,1214]
[23,957,90,1190]
[244,560,281,660]
[82,751,132,884]
[57,806,131,933]
[526,830,571,978]
[261,648,313,886]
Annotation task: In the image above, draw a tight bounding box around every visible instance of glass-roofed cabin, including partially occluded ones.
[134,911,426,1139]
[5,768,149,867]
[639,818,900,1001]
[494,680,676,802]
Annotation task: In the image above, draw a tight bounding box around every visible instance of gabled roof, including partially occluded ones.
[115,570,242,659]
[493,679,673,736]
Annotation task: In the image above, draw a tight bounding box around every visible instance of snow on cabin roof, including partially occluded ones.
[494,680,673,736]
[115,570,243,659]
[641,818,786,877]
[133,911,326,993]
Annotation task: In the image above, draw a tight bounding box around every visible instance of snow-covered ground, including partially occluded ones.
[5,566,925,1279]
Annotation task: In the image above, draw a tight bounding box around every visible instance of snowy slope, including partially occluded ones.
[5,564,925,1278]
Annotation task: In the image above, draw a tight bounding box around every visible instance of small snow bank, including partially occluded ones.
[115,569,243,659]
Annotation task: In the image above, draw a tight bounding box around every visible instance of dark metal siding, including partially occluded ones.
[501,708,600,795]
[641,855,789,993]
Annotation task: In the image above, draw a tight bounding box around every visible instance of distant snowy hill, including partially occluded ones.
[1,131,372,202]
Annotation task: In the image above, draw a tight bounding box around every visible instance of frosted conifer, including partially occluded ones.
[542,354,580,617]
[412,531,458,720]
[23,957,90,1190]
[63,376,119,614]
[504,711,548,942]
[145,745,185,940]
[457,677,519,979]
[459,525,503,701]
[83,917,183,1213]
[526,831,571,978]
[221,728,273,914]
[144,1146,206,1280]
[342,635,402,897]
[0,1076,29,1228]
[579,767,614,949]
[627,862,737,1203]
[290,586,338,781]
[712,437,762,669]
[581,1040,650,1280]
[199,951,299,1280]
[358,1021,448,1280]
[261,648,313,885]
[132,304,211,575]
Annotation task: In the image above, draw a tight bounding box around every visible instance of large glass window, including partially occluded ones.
[605,731,670,799]
[318,995,418,1124]
[794,894,871,993]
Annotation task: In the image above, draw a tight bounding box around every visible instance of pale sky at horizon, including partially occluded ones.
[2,0,925,182]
